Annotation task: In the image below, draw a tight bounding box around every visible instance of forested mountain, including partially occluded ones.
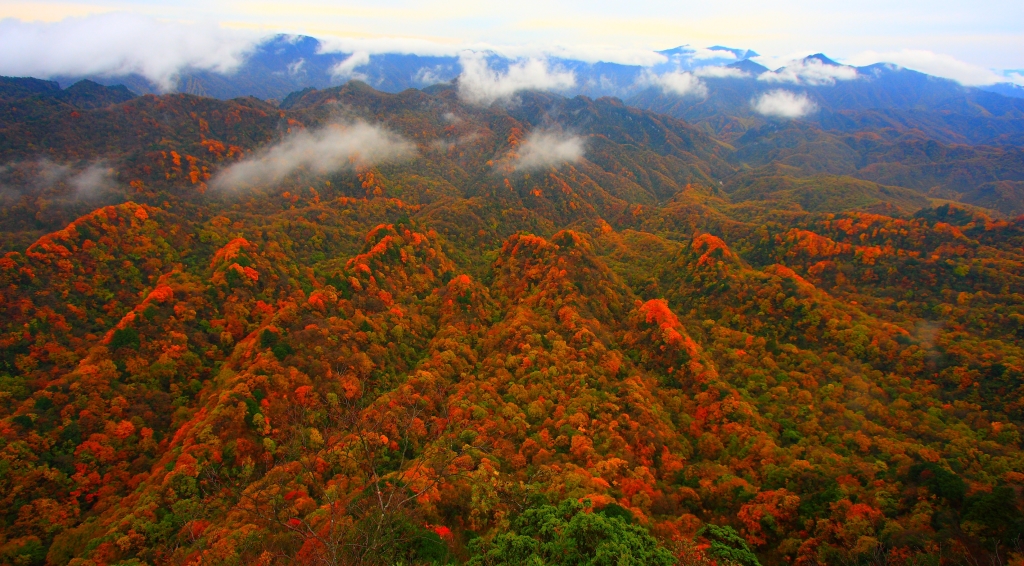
[0,78,1023,565]
[49,33,1024,148]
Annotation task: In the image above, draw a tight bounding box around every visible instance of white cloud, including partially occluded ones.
[750,52,816,72]
[212,122,415,190]
[0,160,114,203]
[759,58,858,86]
[316,35,665,67]
[1006,72,1024,86]
[689,47,739,61]
[845,49,1008,85]
[694,65,749,79]
[413,65,452,85]
[751,90,817,118]
[521,44,665,66]
[287,58,306,76]
[70,165,115,197]
[457,52,575,105]
[330,51,370,80]
[641,70,708,97]
[512,130,586,172]
[0,13,257,91]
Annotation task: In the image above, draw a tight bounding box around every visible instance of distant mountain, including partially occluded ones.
[981,82,1024,99]
[0,76,136,108]
[43,35,1024,151]
[629,55,1024,145]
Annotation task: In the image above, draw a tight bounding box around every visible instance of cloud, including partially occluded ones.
[316,35,665,67]
[0,160,115,206]
[694,66,749,79]
[751,90,817,118]
[287,58,306,76]
[330,51,370,80]
[0,13,257,91]
[512,130,586,172]
[414,65,454,85]
[512,44,665,66]
[845,49,1007,85]
[212,123,415,190]
[457,52,575,105]
[641,70,708,97]
[692,48,739,61]
[759,58,858,86]
[70,165,115,197]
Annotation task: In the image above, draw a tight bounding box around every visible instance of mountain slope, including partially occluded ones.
[0,82,1023,565]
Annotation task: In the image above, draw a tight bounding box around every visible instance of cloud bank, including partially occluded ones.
[845,49,1009,85]
[751,90,817,118]
[317,35,665,67]
[2,13,1017,96]
[759,58,858,86]
[641,71,708,97]
[457,52,575,105]
[513,130,586,172]
[213,123,415,190]
[0,13,257,90]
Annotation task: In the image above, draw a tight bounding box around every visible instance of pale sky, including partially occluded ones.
[1,0,1021,85]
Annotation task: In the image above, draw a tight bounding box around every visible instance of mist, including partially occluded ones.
[694,66,750,79]
[0,13,256,91]
[458,53,575,106]
[751,90,817,118]
[331,51,371,80]
[641,70,708,97]
[212,122,416,190]
[70,165,116,197]
[512,130,586,172]
[759,58,859,86]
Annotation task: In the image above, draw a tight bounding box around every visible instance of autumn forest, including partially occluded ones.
[1,76,1024,565]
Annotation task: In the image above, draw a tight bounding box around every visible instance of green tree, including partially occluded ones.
[468,499,676,566]
[698,524,761,566]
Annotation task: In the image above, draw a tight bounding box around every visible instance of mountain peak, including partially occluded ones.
[708,45,759,60]
[803,53,842,66]
[727,59,769,75]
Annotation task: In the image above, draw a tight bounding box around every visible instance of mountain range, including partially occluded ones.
[34,34,1024,148]
[0,36,1023,565]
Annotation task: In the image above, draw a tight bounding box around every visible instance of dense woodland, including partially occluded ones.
[1,76,1024,565]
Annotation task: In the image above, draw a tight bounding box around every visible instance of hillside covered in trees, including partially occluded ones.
[0,78,1023,565]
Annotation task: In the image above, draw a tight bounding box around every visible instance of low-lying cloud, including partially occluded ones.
[70,165,115,197]
[331,51,370,80]
[414,65,456,85]
[694,66,749,79]
[0,160,115,207]
[512,130,586,172]
[751,90,817,118]
[458,52,575,105]
[641,70,708,97]
[0,13,257,91]
[317,36,665,67]
[212,123,415,190]
[759,58,858,86]
[846,49,1008,86]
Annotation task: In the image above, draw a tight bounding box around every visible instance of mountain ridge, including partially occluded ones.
[0,76,1023,565]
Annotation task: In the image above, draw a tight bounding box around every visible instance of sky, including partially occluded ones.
[0,0,1021,87]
